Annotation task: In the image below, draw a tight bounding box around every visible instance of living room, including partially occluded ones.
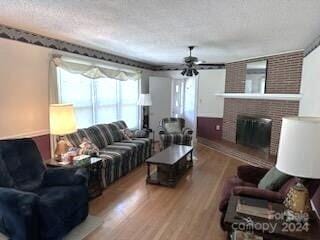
[1,1,320,240]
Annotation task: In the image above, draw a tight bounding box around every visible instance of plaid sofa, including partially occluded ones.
[64,121,151,188]
[158,118,193,149]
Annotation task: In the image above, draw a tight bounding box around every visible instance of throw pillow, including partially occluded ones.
[79,138,99,156]
[134,129,148,138]
[258,167,290,191]
[165,122,181,133]
[120,128,134,140]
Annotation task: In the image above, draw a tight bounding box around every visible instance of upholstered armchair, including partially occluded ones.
[0,139,89,240]
[158,117,193,150]
[219,165,320,230]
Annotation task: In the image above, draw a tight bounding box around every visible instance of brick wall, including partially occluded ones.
[222,51,303,155]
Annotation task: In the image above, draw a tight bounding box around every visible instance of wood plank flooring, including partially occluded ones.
[86,143,243,240]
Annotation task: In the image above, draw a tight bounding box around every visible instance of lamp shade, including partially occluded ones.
[49,104,77,135]
[137,94,152,106]
[276,117,320,179]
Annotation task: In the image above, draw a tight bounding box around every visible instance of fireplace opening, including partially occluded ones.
[236,115,272,152]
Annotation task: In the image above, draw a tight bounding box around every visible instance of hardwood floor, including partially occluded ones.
[86,143,243,240]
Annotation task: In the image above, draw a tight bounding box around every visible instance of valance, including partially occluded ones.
[52,57,141,81]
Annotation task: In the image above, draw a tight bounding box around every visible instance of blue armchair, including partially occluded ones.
[0,138,89,240]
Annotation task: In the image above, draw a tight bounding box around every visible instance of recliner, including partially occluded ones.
[158,117,193,149]
[0,138,89,240]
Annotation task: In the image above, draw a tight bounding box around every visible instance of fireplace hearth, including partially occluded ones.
[236,115,272,152]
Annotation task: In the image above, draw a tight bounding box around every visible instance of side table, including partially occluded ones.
[224,196,320,240]
[45,157,103,200]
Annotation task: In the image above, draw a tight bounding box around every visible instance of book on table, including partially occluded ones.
[232,230,263,240]
[236,197,275,220]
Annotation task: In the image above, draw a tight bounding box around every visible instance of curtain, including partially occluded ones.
[48,56,142,157]
[48,59,58,158]
[52,57,141,81]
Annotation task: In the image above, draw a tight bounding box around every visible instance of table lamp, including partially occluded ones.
[49,104,77,161]
[276,117,320,216]
[137,94,152,129]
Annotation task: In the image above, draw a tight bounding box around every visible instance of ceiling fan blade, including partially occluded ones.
[194,60,206,65]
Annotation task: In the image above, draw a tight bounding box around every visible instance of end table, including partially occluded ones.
[224,196,320,240]
[45,157,103,199]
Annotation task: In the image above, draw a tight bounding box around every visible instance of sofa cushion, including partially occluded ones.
[0,139,46,191]
[84,125,109,148]
[258,167,290,191]
[65,129,88,147]
[105,123,123,142]
[99,151,123,186]
[160,133,192,148]
[102,144,133,175]
[112,120,128,129]
[165,122,181,133]
[37,185,88,239]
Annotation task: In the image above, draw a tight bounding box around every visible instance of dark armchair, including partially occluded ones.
[219,165,320,230]
[0,138,89,240]
[158,117,193,150]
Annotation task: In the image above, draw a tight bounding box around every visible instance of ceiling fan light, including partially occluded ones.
[193,69,199,76]
[181,69,187,75]
[186,69,193,77]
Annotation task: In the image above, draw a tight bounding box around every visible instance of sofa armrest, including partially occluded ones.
[182,127,193,135]
[158,126,166,135]
[0,187,40,240]
[237,165,269,185]
[133,129,149,138]
[233,186,284,203]
[42,167,88,187]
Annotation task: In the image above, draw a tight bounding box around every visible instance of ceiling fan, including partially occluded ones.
[181,46,205,76]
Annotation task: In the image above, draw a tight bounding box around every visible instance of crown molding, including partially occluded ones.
[304,34,320,57]
[0,24,156,70]
[153,64,225,71]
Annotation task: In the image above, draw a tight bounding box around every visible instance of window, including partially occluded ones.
[58,68,140,129]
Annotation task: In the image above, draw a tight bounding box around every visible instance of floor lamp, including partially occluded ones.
[137,94,152,129]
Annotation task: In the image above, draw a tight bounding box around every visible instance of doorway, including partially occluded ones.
[171,77,198,139]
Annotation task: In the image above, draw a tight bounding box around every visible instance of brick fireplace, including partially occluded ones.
[222,51,303,155]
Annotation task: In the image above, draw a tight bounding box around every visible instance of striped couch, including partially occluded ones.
[64,121,152,188]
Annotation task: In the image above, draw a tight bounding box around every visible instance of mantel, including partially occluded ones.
[216,93,302,101]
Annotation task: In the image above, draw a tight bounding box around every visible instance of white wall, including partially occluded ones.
[0,38,151,138]
[153,69,226,118]
[299,45,320,116]
[0,38,51,138]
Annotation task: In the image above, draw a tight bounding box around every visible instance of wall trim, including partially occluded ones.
[225,49,304,64]
[0,129,50,140]
[154,64,225,71]
[0,24,155,70]
[304,34,320,57]
[216,93,302,101]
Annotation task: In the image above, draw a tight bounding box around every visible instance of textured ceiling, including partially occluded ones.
[1,0,320,66]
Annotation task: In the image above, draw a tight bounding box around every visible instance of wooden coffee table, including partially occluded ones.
[146,145,193,187]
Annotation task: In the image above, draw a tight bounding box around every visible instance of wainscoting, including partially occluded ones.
[32,134,51,160]
[197,117,223,140]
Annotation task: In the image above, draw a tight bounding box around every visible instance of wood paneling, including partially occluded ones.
[197,117,223,140]
[32,134,51,160]
[86,143,243,240]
